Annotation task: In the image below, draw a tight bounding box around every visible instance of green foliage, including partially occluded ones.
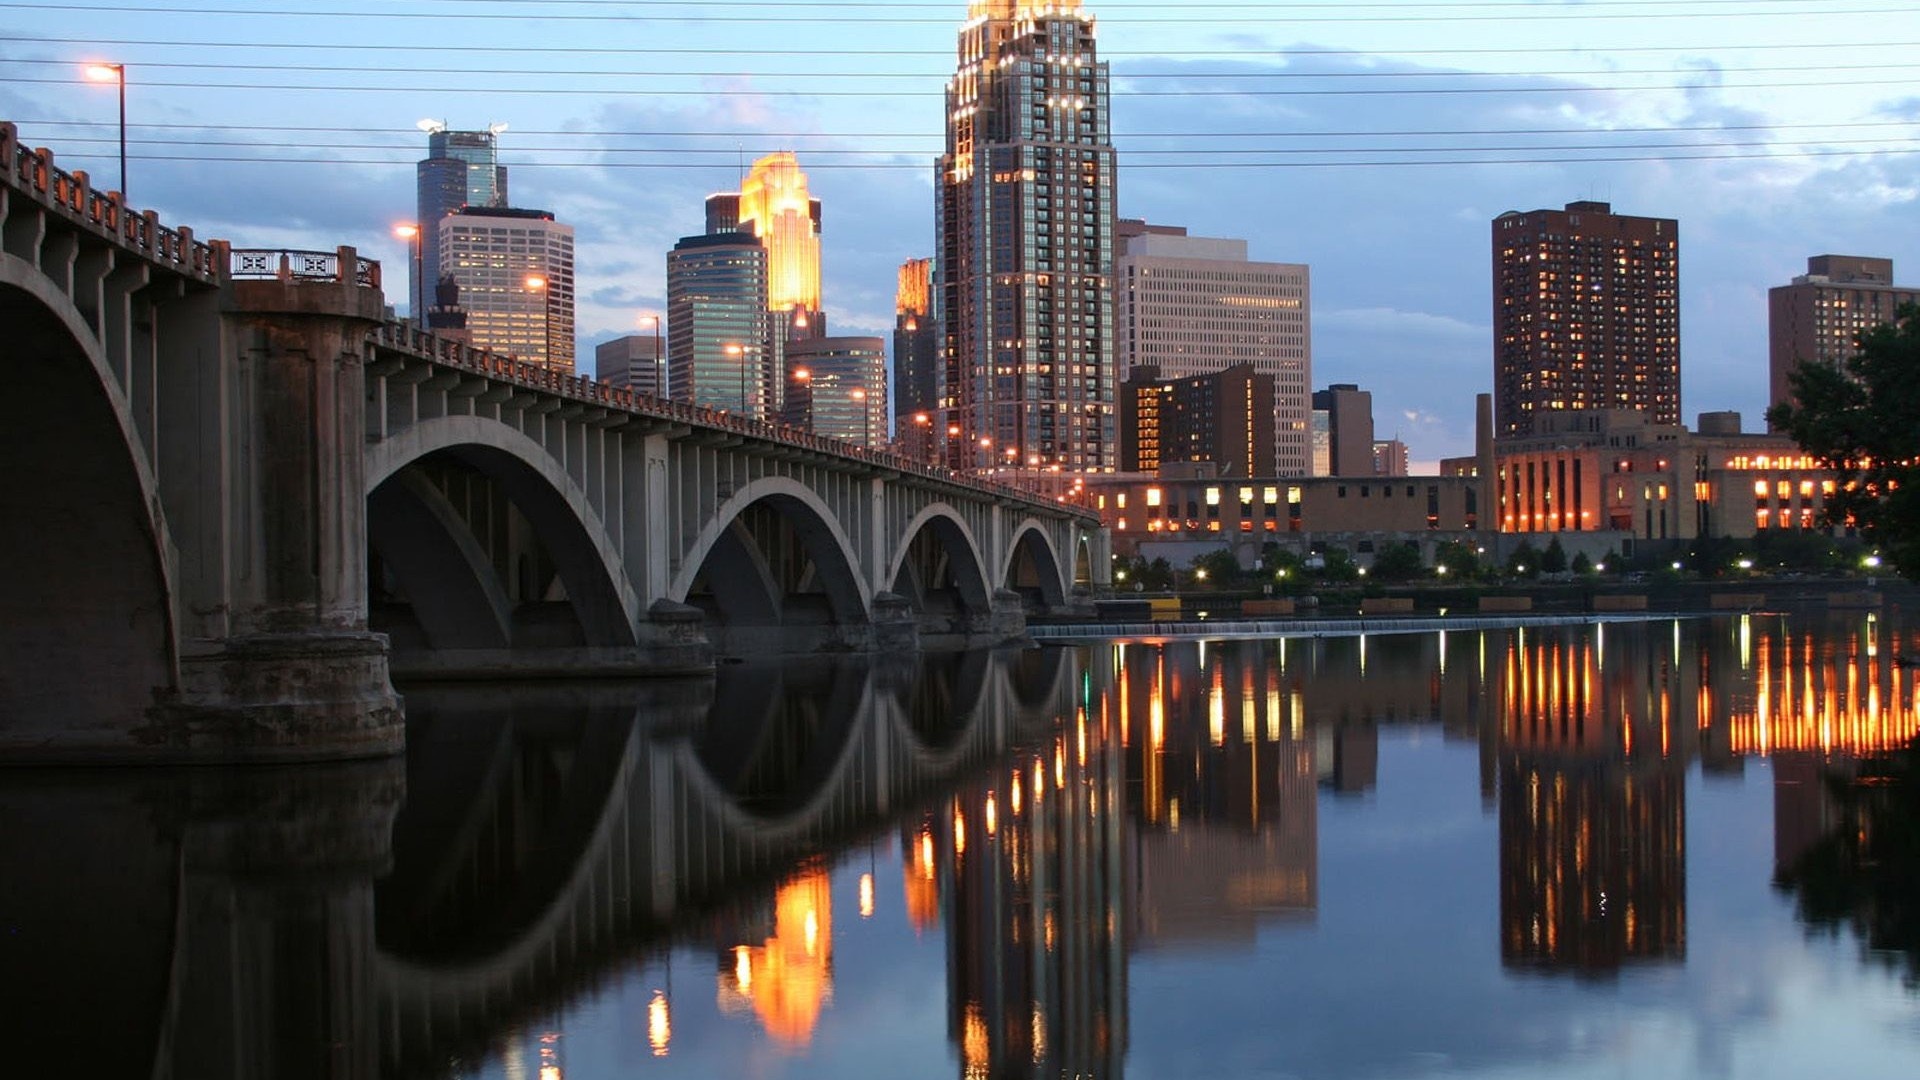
[1189,549,1242,589]
[1768,304,1920,580]
[1506,540,1541,579]
[1539,536,1569,575]
[1370,541,1425,582]
[1320,547,1360,584]
[1432,540,1483,581]
[1113,554,1173,591]
[1571,551,1594,576]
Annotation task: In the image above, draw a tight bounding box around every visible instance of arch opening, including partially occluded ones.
[368,448,636,658]
[0,281,173,744]
[1004,526,1068,614]
[683,493,868,653]
[692,659,869,820]
[890,513,992,629]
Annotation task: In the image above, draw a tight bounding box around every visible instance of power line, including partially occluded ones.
[1,0,1910,22]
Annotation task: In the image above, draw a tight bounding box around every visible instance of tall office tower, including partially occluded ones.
[439,206,574,372]
[1768,255,1919,420]
[784,337,888,446]
[667,232,773,418]
[1116,227,1312,474]
[416,122,508,321]
[707,154,826,337]
[1493,201,1680,437]
[1119,364,1276,476]
[894,258,939,415]
[937,0,1118,475]
[595,334,663,396]
[1311,383,1374,476]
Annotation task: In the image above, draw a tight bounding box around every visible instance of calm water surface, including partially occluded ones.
[4,613,1918,1078]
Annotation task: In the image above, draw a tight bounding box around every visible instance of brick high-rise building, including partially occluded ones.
[1120,364,1275,477]
[1311,383,1374,477]
[1768,255,1919,422]
[937,0,1117,475]
[1492,201,1679,437]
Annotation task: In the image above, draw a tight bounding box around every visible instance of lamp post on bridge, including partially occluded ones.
[82,61,126,202]
[525,273,553,369]
[851,386,869,448]
[393,223,422,327]
[792,366,813,433]
[638,313,663,398]
[723,342,746,418]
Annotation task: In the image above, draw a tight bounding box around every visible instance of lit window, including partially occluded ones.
[1145,487,1162,507]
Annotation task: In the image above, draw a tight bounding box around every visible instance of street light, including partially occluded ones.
[83,62,126,201]
[792,366,813,432]
[851,386,869,447]
[723,343,748,417]
[638,313,663,397]
[524,274,552,368]
[393,223,422,327]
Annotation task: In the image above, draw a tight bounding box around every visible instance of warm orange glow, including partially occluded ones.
[738,152,822,313]
[717,864,834,1048]
[897,257,932,317]
[648,990,671,1057]
[524,274,548,290]
[393,223,419,240]
[83,62,123,83]
[1729,627,1919,756]
[793,367,811,381]
[858,872,875,918]
[904,828,938,931]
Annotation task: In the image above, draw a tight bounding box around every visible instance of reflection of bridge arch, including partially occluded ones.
[672,476,871,631]
[366,417,641,648]
[0,258,178,744]
[1002,518,1070,611]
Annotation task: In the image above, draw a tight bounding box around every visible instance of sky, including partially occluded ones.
[4,0,1918,464]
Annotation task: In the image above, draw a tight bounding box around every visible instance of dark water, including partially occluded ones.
[4,614,1918,1078]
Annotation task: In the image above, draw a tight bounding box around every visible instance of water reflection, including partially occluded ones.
[4,614,1917,1078]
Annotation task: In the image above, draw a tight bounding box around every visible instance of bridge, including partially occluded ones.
[0,120,1107,763]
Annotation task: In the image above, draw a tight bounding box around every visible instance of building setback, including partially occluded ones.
[415,124,508,321]
[1492,201,1679,437]
[1311,384,1374,477]
[438,206,574,372]
[1117,226,1311,474]
[1120,364,1276,477]
[1768,255,1920,421]
[937,0,1118,475]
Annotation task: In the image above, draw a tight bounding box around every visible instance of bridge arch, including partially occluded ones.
[365,417,640,649]
[0,257,178,747]
[885,503,993,618]
[670,476,870,630]
[1001,518,1069,611]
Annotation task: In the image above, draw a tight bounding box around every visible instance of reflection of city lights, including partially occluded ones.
[1032,1003,1049,1062]
[954,809,967,855]
[648,990,671,1057]
[985,794,998,836]
[1011,775,1024,814]
[858,872,875,918]
[963,1003,989,1074]
[734,945,753,990]
[920,831,935,879]
[1054,745,1066,789]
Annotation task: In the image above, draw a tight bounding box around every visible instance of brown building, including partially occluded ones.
[1311,383,1374,476]
[1493,201,1680,437]
[1768,255,1919,421]
[1372,438,1410,478]
[1120,364,1276,477]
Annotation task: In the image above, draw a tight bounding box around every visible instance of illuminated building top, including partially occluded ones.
[897,257,932,318]
[736,151,823,316]
[968,0,1085,16]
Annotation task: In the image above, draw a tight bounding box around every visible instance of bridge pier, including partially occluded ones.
[147,248,403,761]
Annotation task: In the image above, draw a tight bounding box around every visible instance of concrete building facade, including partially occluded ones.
[1493,201,1680,437]
[438,206,574,372]
[1118,228,1312,474]
[595,333,664,397]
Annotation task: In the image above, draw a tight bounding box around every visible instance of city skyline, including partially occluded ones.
[10,1,1920,462]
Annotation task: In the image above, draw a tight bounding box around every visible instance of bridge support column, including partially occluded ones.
[151,248,403,761]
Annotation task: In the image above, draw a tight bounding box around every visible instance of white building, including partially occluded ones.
[1117,226,1312,475]
[439,206,576,373]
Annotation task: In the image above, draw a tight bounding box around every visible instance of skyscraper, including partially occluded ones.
[667,231,772,418]
[707,152,826,337]
[1492,201,1679,438]
[785,337,887,447]
[1768,255,1919,422]
[438,206,574,372]
[1116,224,1312,474]
[415,122,508,320]
[1311,383,1374,477]
[937,0,1118,475]
[893,258,939,448]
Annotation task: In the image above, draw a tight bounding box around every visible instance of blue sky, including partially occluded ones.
[4,0,1917,463]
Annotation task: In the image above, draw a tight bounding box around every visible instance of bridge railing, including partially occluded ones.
[0,121,219,283]
[230,248,381,289]
[372,321,1097,520]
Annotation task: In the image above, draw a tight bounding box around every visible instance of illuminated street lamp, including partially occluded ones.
[524,274,553,368]
[82,61,126,201]
[791,366,813,432]
[723,342,749,417]
[393,223,422,326]
[638,313,663,397]
[851,386,869,447]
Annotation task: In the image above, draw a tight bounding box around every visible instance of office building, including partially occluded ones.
[667,231,772,418]
[1373,439,1410,478]
[785,336,887,447]
[1120,364,1275,477]
[937,0,1118,475]
[438,206,574,372]
[707,152,826,337]
[595,333,663,396]
[1768,255,1920,419]
[415,122,508,321]
[1117,225,1312,474]
[1493,201,1679,437]
[1311,384,1374,477]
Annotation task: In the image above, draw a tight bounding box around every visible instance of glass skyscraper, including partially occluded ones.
[937,0,1118,476]
[416,124,509,320]
[667,232,774,419]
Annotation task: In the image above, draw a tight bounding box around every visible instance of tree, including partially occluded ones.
[1539,536,1569,575]
[1506,540,1541,579]
[1571,551,1594,576]
[1433,540,1483,580]
[1371,541,1424,582]
[1319,547,1360,584]
[1189,549,1242,589]
[1768,304,1920,580]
